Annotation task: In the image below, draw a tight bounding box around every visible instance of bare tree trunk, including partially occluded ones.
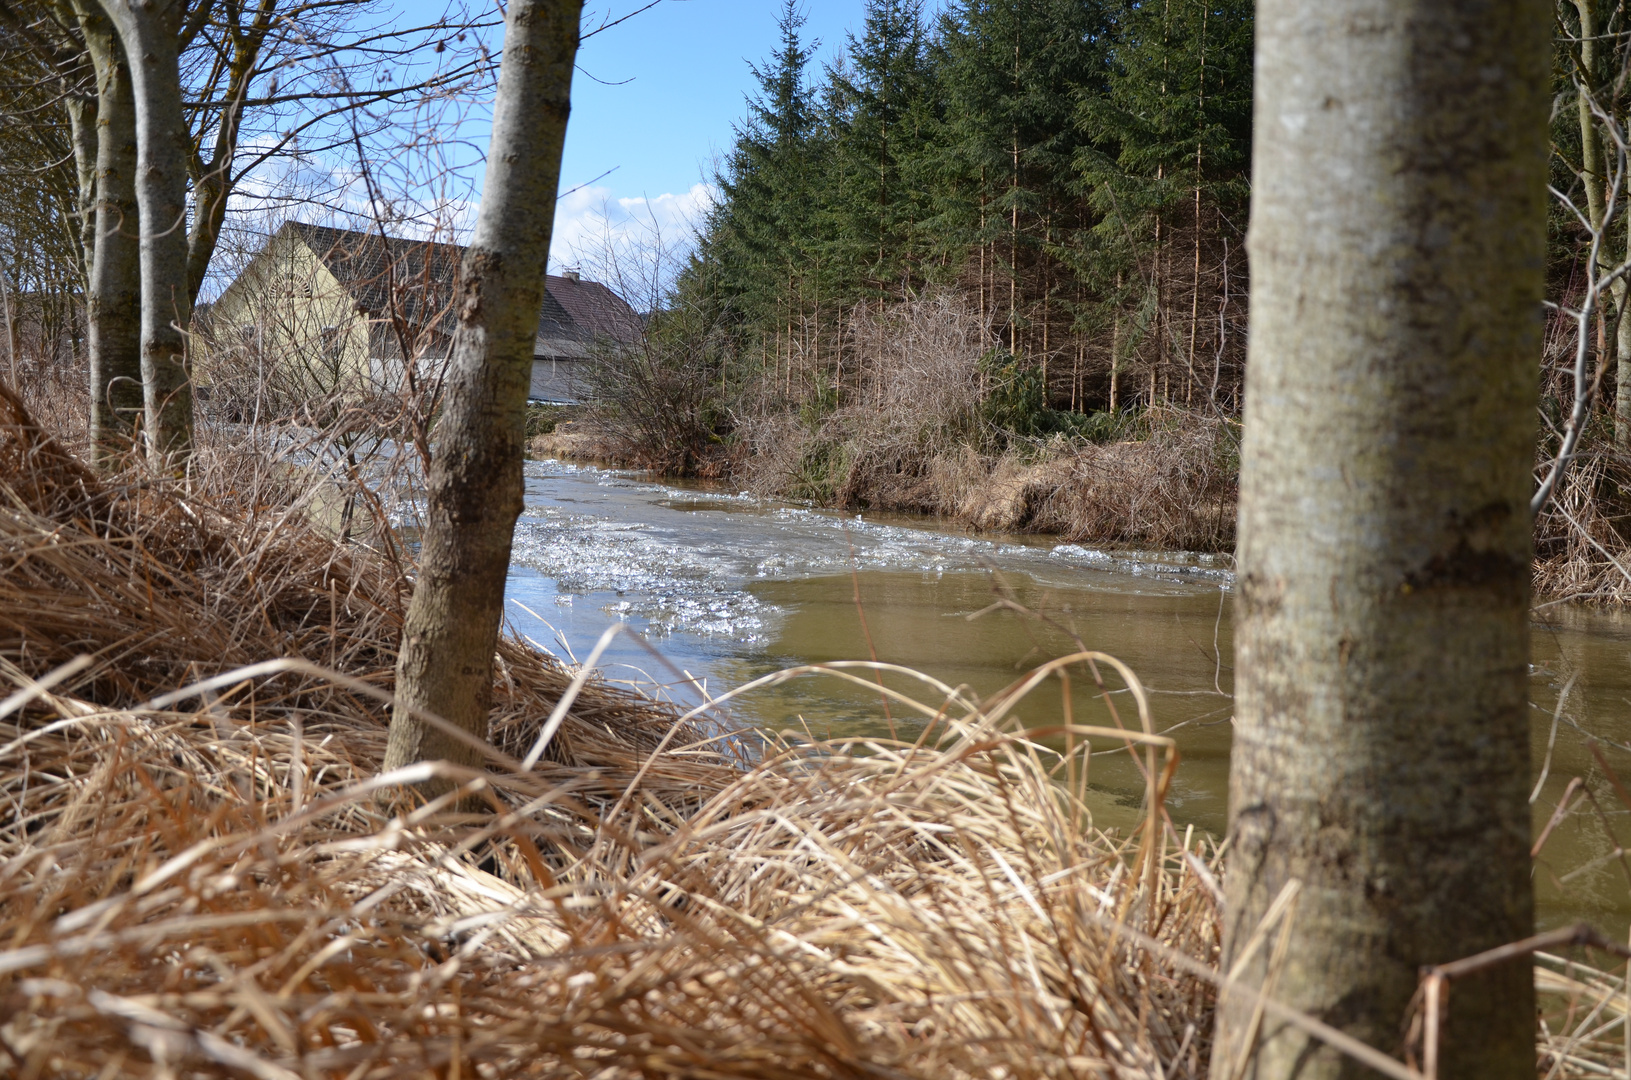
[98,0,193,463]
[77,2,143,463]
[383,0,581,784]
[1213,2,1549,1077]
[1618,265,1631,448]
[184,9,258,306]
[63,92,97,284]
[0,267,15,388]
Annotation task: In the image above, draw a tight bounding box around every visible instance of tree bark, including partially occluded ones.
[383,0,581,784]
[184,0,266,306]
[98,0,193,463]
[77,2,144,464]
[63,90,97,285]
[1617,271,1631,449]
[1213,3,1549,1078]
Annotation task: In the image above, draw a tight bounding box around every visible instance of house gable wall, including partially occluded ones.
[205,226,372,399]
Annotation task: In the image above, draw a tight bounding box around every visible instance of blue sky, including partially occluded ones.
[548,0,875,269]
[563,1,868,201]
[213,2,896,295]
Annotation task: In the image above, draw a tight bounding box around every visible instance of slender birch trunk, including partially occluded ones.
[77,2,144,462]
[63,91,98,283]
[98,0,193,463]
[1213,2,1550,1077]
[1567,0,1631,454]
[383,0,581,783]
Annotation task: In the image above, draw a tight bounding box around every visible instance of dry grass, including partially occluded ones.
[0,663,1226,1079]
[0,380,1227,1078]
[948,410,1238,552]
[1536,952,1631,1077]
[1532,444,1631,604]
[7,374,1630,1077]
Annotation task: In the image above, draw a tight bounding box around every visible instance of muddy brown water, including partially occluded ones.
[508,455,1631,937]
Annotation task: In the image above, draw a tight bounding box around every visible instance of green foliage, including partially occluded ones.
[638,0,1256,484]
[785,436,853,503]
[978,350,1049,437]
[799,370,840,429]
[679,0,1253,407]
[978,349,1141,444]
[1074,0,1254,294]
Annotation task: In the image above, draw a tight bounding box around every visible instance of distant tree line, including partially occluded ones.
[684,0,1253,418]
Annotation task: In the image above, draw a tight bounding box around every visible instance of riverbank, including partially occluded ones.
[537,403,1631,605]
[532,404,1240,553]
[7,387,1631,1074]
[0,385,1225,1077]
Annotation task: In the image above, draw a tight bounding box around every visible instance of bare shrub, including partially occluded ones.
[739,290,987,509]
[13,347,89,452]
[567,211,736,474]
[581,319,732,473]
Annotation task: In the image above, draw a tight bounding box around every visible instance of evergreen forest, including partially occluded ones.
[684,0,1253,419]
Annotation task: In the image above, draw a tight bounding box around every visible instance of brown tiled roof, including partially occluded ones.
[279,222,643,358]
[541,273,646,345]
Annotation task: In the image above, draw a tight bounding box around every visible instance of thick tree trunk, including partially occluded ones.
[77,4,144,464]
[1213,3,1549,1078]
[383,0,581,784]
[98,0,193,463]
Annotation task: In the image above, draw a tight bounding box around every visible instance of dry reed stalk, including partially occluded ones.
[0,375,1230,1077]
[0,647,1227,1079]
[1532,447,1631,604]
[1515,944,1631,1080]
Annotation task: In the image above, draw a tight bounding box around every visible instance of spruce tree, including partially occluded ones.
[704,0,822,372]
[824,0,936,298]
[937,0,1111,367]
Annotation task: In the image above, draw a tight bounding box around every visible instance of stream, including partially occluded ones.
[505,454,1631,936]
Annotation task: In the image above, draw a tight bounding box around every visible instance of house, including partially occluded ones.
[207,221,642,405]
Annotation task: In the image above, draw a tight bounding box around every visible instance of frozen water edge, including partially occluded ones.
[508,457,1232,653]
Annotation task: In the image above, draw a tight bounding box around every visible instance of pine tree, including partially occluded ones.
[1075,0,1252,407]
[936,0,1112,373]
[702,0,822,374]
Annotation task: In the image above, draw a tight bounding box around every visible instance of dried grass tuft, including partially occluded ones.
[0,380,1225,1077]
[951,410,1238,552]
[0,664,1226,1078]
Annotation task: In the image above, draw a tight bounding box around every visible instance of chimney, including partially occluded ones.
[562,268,580,282]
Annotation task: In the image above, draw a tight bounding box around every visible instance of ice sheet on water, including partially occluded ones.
[513,456,1230,647]
[508,505,775,642]
[1049,543,1234,585]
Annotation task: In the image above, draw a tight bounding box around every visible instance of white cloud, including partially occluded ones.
[549,182,717,296]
